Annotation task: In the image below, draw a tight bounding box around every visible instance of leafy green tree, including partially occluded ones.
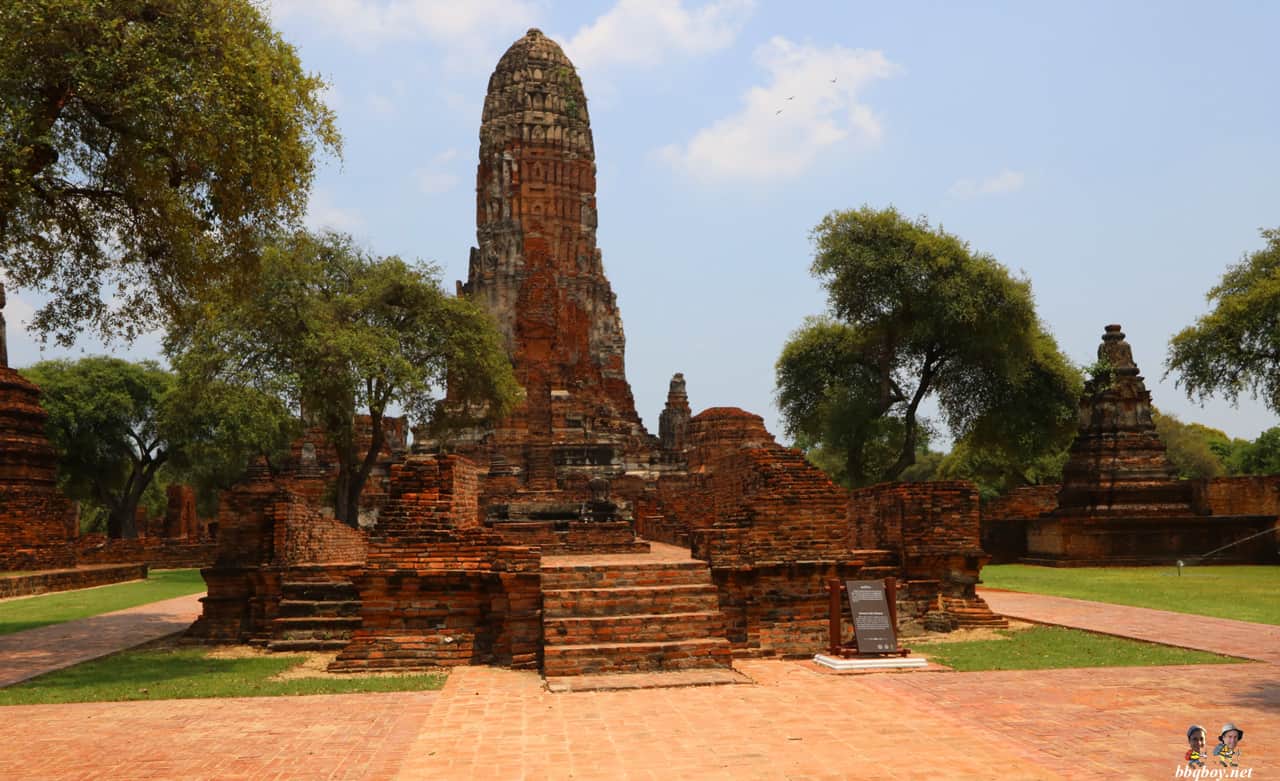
[1225,426,1280,475]
[168,231,522,527]
[776,206,1081,486]
[1167,228,1280,413]
[0,0,339,343]
[23,356,295,536]
[1151,411,1236,479]
[24,358,173,538]
[163,374,299,516]
[936,439,1070,500]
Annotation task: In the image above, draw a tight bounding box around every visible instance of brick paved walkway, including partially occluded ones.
[0,586,1276,778]
[3,656,1273,780]
[0,592,203,687]
[980,588,1280,662]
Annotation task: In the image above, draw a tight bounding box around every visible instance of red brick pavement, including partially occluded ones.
[2,656,1273,780]
[980,588,1280,662]
[0,690,438,781]
[0,592,203,687]
[0,580,1276,779]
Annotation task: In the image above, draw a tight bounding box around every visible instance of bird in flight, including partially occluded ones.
[830,77,837,83]
[786,96,794,101]
[775,109,783,115]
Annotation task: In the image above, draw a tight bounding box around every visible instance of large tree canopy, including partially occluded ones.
[1167,228,1280,413]
[776,206,1080,486]
[0,0,339,342]
[23,356,293,537]
[168,231,522,527]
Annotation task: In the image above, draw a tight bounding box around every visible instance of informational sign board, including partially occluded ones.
[845,580,897,654]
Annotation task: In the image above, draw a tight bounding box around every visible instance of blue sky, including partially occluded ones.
[7,0,1280,446]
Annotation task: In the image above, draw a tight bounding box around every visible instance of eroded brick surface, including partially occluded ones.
[0,367,76,570]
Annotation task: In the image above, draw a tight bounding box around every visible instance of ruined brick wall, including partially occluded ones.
[651,407,851,567]
[272,504,368,566]
[164,484,199,538]
[0,367,77,570]
[331,455,541,670]
[846,481,989,608]
[982,485,1060,522]
[849,482,981,555]
[711,553,943,657]
[979,485,1058,563]
[74,536,216,569]
[1193,476,1280,517]
[0,491,76,570]
[0,564,147,599]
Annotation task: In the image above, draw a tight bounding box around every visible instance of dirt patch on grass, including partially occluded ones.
[909,620,1034,645]
[202,643,445,680]
[136,635,445,680]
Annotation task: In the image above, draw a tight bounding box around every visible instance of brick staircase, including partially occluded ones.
[268,579,362,652]
[541,558,733,676]
[940,595,1009,629]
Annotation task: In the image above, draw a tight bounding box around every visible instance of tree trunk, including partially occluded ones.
[110,453,168,539]
[340,411,385,529]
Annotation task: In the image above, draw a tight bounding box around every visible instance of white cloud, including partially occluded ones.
[304,189,367,233]
[415,148,461,195]
[949,169,1026,199]
[269,0,537,47]
[367,93,396,118]
[562,0,754,72]
[658,37,898,183]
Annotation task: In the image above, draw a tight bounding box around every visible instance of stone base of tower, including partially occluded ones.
[1024,513,1280,566]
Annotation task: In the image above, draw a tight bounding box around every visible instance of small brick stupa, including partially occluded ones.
[0,283,77,569]
[454,28,653,494]
[1056,324,1194,516]
[1026,324,1274,564]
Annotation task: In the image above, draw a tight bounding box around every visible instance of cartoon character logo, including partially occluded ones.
[1184,725,1207,768]
[1213,723,1243,767]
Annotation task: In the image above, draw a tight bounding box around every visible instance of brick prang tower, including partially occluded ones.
[458,28,650,489]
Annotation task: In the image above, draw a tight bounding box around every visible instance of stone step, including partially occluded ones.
[270,615,361,644]
[543,584,720,618]
[544,611,723,646]
[266,638,351,652]
[941,597,1009,629]
[272,616,362,631]
[280,581,358,602]
[540,561,712,589]
[543,638,733,677]
[277,599,362,618]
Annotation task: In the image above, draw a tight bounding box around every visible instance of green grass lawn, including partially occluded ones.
[0,569,206,636]
[981,564,1280,625]
[0,646,446,705]
[913,625,1244,672]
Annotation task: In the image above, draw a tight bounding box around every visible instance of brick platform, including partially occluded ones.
[0,564,147,600]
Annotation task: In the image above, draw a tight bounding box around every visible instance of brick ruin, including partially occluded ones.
[981,325,1279,566]
[0,282,76,570]
[180,28,1007,673]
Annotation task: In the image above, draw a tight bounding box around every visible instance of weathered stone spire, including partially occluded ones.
[659,372,691,452]
[455,28,647,485]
